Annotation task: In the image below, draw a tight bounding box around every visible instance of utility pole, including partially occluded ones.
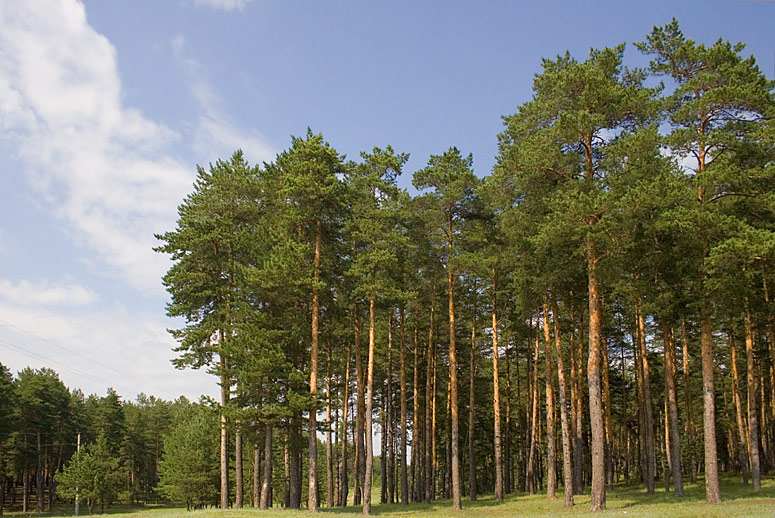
[75,432,80,516]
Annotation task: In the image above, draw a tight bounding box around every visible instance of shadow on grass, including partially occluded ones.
[610,474,775,509]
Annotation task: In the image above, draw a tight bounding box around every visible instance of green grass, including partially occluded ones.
[8,476,775,518]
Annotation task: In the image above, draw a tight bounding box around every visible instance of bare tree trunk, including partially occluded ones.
[730,329,750,484]
[354,307,365,506]
[412,320,422,502]
[765,280,775,460]
[681,319,698,483]
[253,444,260,508]
[492,274,503,501]
[505,336,512,494]
[635,298,655,494]
[387,313,394,504]
[308,219,322,512]
[261,424,272,509]
[289,414,302,508]
[569,310,583,494]
[400,308,409,505]
[551,293,574,507]
[235,423,243,508]
[744,297,762,489]
[340,341,351,507]
[220,354,230,509]
[662,320,684,496]
[526,315,540,494]
[600,302,613,490]
[363,299,376,515]
[543,298,556,499]
[425,303,436,504]
[326,342,334,507]
[701,304,722,503]
[468,297,477,501]
[447,224,462,510]
[587,241,606,512]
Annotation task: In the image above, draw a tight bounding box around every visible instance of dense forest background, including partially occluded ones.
[2,18,774,515]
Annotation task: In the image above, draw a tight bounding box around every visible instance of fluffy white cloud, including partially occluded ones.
[189,0,252,10]
[0,278,98,307]
[0,1,194,293]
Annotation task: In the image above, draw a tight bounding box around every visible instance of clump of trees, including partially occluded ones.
[2,18,773,517]
[0,363,212,515]
[155,19,775,514]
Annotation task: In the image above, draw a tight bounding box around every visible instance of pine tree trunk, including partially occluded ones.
[570,310,584,494]
[326,342,334,507]
[444,382,451,500]
[701,304,722,503]
[492,274,504,501]
[431,337,438,501]
[425,303,436,503]
[729,332,749,484]
[340,341,351,507]
[387,313,395,504]
[468,300,477,501]
[635,298,655,494]
[235,424,243,508]
[363,298,376,515]
[220,355,230,509]
[681,319,699,483]
[35,432,43,514]
[447,222,462,510]
[261,424,272,509]
[505,337,512,494]
[253,444,260,508]
[662,320,684,496]
[765,281,775,459]
[551,293,574,507]
[600,303,613,490]
[543,298,557,499]
[527,317,540,494]
[400,308,409,505]
[309,219,322,512]
[353,307,365,506]
[289,413,302,508]
[744,297,762,489]
[412,321,422,502]
[587,241,606,512]
[381,386,388,505]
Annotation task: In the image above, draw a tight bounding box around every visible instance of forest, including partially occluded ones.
[2,18,775,516]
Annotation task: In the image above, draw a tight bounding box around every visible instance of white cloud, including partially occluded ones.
[0,1,194,293]
[189,0,252,11]
[0,302,216,401]
[0,278,98,307]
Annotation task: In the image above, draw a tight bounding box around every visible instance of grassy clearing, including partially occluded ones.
[9,475,775,518]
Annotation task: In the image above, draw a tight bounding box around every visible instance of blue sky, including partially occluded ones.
[0,0,773,403]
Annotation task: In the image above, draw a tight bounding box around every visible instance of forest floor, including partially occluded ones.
[8,475,775,518]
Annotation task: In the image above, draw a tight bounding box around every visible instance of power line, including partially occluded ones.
[0,318,178,399]
[0,337,157,399]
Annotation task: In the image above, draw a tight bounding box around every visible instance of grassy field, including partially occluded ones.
[8,476,775,518]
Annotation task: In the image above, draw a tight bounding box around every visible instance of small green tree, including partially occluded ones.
[57,433,125,514]
[157,404,219,510]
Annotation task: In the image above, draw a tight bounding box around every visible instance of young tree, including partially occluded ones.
[157,404,220,510]
[57,433,126,514]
